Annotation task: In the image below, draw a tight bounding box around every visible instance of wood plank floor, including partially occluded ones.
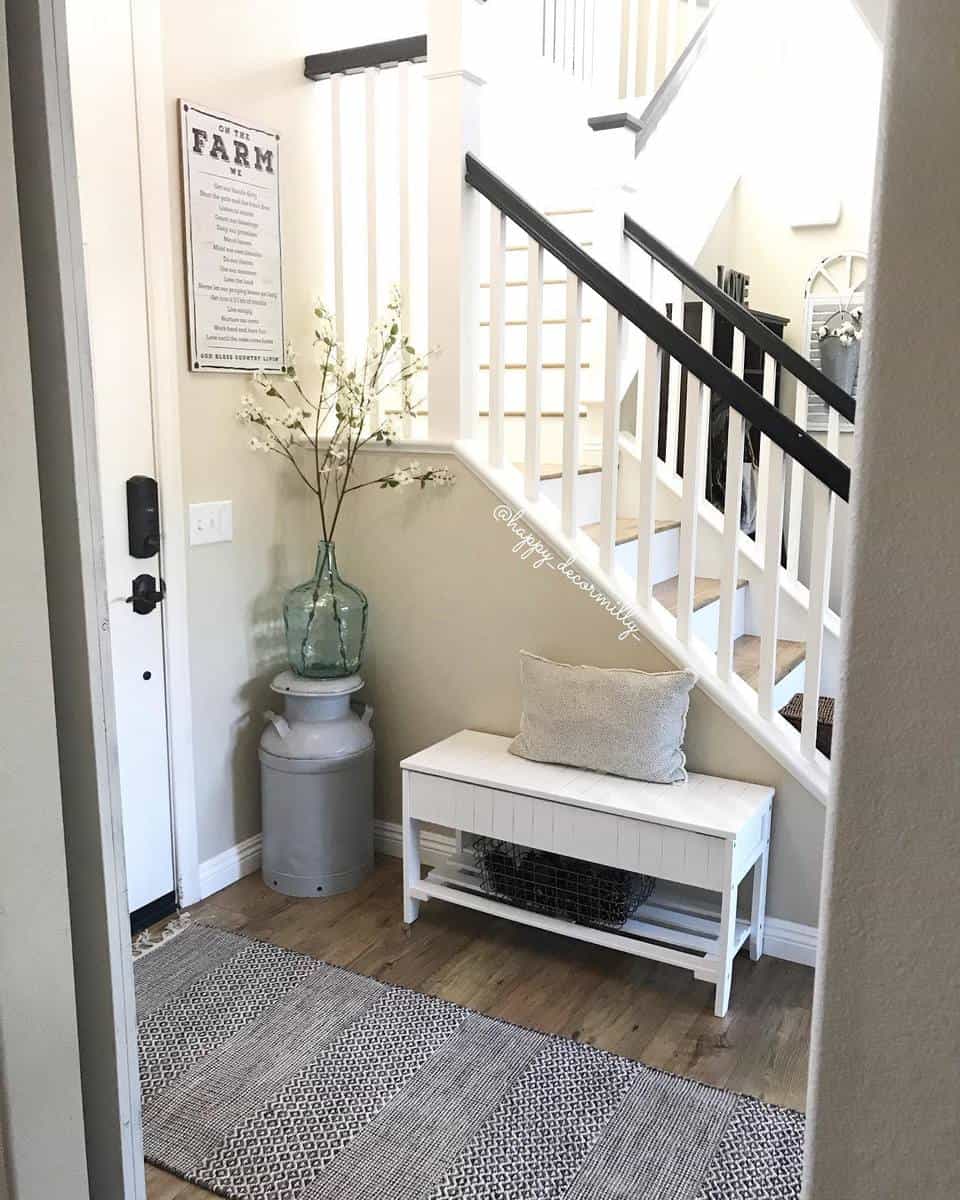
[145,858,814,1199]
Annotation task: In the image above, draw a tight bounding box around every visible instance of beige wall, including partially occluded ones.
[160,1,332,861]
[337,451,825,928]
[158,0,431,864]
[804,0,960,1192]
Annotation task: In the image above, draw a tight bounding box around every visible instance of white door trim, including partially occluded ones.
[130,0,201,905]
[7,0,146,1192]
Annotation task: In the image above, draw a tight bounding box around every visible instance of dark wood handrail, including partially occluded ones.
[305,35,427,82]
[624,216,857,424]
[465,154,850,501]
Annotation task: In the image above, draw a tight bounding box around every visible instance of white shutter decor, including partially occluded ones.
[802,252,867,433]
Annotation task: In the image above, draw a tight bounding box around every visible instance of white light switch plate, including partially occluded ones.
[189,500,233,546]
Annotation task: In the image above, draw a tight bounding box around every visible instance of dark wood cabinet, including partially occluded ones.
[659,301,790,510]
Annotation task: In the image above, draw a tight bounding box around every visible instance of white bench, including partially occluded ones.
[400,730,772,1017]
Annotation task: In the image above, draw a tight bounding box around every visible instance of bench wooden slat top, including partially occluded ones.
[401,730,773,840]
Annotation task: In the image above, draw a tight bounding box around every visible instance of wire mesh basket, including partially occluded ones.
[472,838,655,931]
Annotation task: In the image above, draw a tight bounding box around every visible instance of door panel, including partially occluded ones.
[67,0,175,916]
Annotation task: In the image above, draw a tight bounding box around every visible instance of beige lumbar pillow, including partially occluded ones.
[509,652,697,784]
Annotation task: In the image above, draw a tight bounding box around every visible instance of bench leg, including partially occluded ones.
[749,809,771,962]
[401,775,421,925]
[714,848,738,1018]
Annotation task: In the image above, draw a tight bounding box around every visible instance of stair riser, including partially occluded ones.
[540,471,603,526]
[478,368,601,414]
[492,247,584,286]
[481,284,583,324]
[612,528,680,589]
[772,660,806,714]
[688,584,747,652]
[480,324,581,364]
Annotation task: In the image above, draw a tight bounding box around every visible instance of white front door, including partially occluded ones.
[66,0,176,920]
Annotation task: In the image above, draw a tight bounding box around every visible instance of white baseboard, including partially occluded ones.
[200,821,820,968]
[762,917,819,967]
[374,818,454,866]
[198,833,262,899]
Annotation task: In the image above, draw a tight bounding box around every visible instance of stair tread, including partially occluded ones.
[480,362,591,371]
[733,635,806,689]
[532,462,602,481]
[583,515,681,545]
[507,240,593,252]
[481,318,593,327]
[482,279,568,289]
[653,575,748,616]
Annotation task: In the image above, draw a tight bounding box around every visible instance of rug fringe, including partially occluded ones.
[133,911,193,960]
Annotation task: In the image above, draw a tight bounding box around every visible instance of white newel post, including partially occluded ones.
[426,0,488,444]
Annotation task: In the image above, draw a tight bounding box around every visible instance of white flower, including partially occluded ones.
[251,369,269,389]
[430,465,455,487]
[248,436,270,453]
[237,396,265,424]
[281,406,304,429]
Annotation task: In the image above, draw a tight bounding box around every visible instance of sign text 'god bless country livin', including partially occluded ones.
[180,101,285,373]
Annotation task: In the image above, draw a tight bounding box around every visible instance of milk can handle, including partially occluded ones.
[361,704,374,727]
[264,710,291,739]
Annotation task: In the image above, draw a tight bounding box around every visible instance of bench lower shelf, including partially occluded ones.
[413,852,751,986]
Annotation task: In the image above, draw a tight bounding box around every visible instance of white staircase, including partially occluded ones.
[308,0,852,806]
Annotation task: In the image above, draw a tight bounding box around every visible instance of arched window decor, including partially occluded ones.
[801,250,868,433]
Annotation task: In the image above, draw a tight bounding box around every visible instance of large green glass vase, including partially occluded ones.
[283,542,368,678]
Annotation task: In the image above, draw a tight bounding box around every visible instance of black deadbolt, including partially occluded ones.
[127,475,161,559]
[126,574,165,616]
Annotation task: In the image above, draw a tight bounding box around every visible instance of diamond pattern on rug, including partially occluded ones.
[429,1037,641,1200]
[190,987,467,1200]
[693,1095,805,1200]
[134,925,806,1200]
[137,940,319,1104]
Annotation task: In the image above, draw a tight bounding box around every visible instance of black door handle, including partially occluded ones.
[125,574,166,616]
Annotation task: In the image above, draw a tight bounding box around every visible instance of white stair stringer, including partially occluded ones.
[452,437,831,807]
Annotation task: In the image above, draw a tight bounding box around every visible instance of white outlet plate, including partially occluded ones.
[189,500,233,546]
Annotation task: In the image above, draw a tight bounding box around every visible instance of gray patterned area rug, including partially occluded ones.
[135,923,804,1200]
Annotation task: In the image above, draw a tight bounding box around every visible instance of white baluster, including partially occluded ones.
[488,207,507,468]
[717,329,746,682]
[645,0,662,95]
[676,305,713,645]
[620,0,640,100]
[785,381,808,577]
[802,478,836,757]
[666,0,681,69]
[544,0,557,62]
[757,440,786,718]
[525,240,545,501]
[584,0,597,83]
[562,273,583,539]
[398,61,413,437]
[754,353,777,555]
[365,68,381,428]
[665,278,685,476]
[330,73,345,344]
[635,256,661,604]
[598,304,623,573]
[827,404,841,456]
